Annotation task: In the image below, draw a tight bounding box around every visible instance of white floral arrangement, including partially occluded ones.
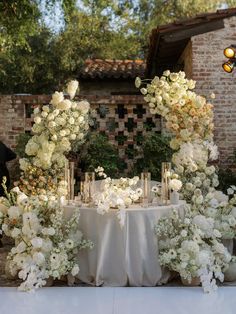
[136,71,236,292]
[18,80,91,196]
[155,209,231,293]
[93,168,142,226]
[0,181,93,292]
[0,80,93,292]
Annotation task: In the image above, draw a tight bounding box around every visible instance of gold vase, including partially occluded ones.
[161,162,171,205]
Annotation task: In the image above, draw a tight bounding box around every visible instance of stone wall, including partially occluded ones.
[0,94,162,174]
[188,16,236,169]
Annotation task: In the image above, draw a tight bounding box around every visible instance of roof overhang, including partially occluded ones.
[147,8,236,77]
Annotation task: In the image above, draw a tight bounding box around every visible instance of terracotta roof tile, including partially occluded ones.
[79,59,146,79]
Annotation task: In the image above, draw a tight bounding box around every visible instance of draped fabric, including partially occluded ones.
[75,203,185,286]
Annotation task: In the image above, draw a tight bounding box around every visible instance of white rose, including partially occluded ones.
[34,116,41,124]
[77,100,90,114]
[67,117,74,125]
[70,134,76,140]
[78,133,84,140]
[47,227,55,236]
[78,116,84,123]
[50,91,64,106]
[135,77,142,88]
[48,121,56,128]
[41,111,48,118]
[60,130,66,137]
[140,88,147,95]
[53,109,60,116]
[47,113,55,121]
[169,179,182,191]
[195,195,204,205]
[57,99,72,110]
[163,70,170,76]
[67,80,79,99]
[12,186,20,194]
[42,105,50,112]
[180,230,187,237]
[169,73,179,81]
[34,107,40,114]
[227,188,234,195]
[51,134,57,141]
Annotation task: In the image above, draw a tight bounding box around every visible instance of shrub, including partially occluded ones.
[78,132,124,178]
[132,133,173,181]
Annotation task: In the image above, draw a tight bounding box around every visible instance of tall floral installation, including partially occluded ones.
[18,80,90,197]
[0,81,93,291]
[136,71,236,292]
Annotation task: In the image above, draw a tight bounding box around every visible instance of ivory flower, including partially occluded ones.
[67,80,79,99]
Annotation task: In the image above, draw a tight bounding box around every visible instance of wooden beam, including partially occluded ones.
[163,20,224,43]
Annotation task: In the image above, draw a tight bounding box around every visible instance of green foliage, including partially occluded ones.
[15,133,32,158]
[132,133,173,181]
[0,0,40,50]
[78,132,124,178]
[1,0,236,93]
[218,168,236,193]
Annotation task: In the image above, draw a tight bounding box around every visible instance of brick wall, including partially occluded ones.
[187,16,236,168]
[0,94,162,174]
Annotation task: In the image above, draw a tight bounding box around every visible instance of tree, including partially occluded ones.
[1,0,236,94]
[0,27,60,94]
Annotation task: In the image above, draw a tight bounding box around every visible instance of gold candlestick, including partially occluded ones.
[161,162,171,205]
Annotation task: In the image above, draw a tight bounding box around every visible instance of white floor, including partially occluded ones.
[1,286,236,314]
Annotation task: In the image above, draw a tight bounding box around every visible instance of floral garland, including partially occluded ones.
[136,71,236,292]
[0,81,93,291]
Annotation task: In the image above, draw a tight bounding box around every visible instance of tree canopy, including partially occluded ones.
[1,0,236,93]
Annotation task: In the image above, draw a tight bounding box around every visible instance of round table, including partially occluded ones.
[65,202,186,287]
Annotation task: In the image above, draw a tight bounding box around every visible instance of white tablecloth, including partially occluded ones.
[69,202,185,287]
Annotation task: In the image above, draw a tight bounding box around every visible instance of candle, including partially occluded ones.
[161,162,171,205]
[84,172,95,204]
[141,171,151,204]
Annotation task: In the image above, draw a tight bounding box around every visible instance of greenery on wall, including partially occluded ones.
[15,131,236,187]
[15,133,32,158]
[77,132,124,178]
[132,133,173,181]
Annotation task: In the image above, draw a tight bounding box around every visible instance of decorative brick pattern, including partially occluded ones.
[0,94,161,174]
